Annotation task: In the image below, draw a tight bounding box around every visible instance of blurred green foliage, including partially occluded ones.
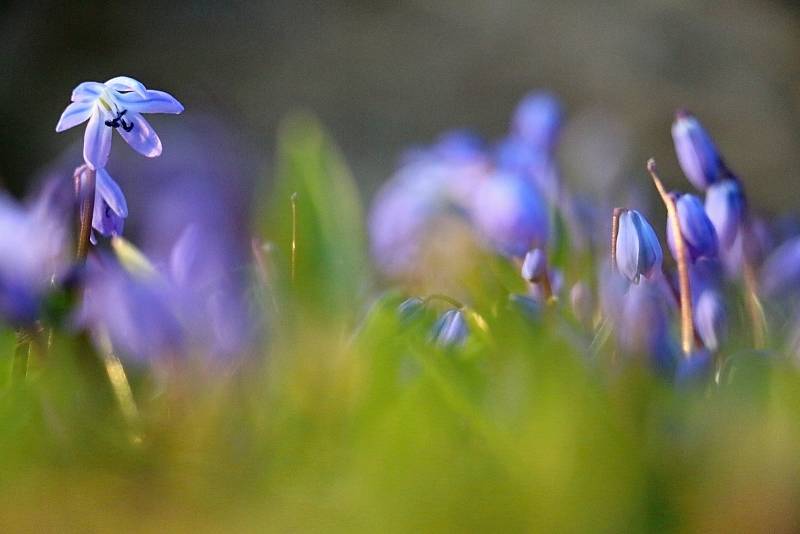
[0,122,799,533]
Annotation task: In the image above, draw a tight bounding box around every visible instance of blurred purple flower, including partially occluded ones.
[570,281,593,327]
[705,179,744,249]
[56,76,183,169]
[615,209,662,283]
[511,91,563,153]
[760,236,800,297]
[471,171,549,258]
[431,308,468,347]
[0,194,68,325]
[74,165,129,242]
[675,349,713,385]
[694,289,726,352]
[617,279,677,373]
[666,193,719,262]
[671,110,726,191]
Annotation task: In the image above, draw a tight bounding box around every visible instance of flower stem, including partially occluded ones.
[75,165,96,262]
[12,332,31,385]
[740,217,767,348]
[647,159,694,357]
[290,192,298,284]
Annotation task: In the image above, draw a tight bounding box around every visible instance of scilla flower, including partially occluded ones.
[671,110,726,191]
[56,76,183,169]
[614,209,662,283]
[471,171,549,258]
[666,193,719,261]
[510,91,563,153]
[704,179,744,249]
[74,165,128,242]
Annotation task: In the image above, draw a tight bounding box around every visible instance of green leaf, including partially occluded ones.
[259,112,369,321]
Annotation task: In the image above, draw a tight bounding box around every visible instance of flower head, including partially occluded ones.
[671,110,726,191]
[666,193,719,262]
[56,76,183,169]
[511,91,563,152]
[471,171,549,258]
[521,248,547,282]
[614,209,663,283]
[705,179,744,249]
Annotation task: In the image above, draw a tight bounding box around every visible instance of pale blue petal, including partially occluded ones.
[71,81,104,102]
[83,109,112,169]
[117,111,162,158]
[616,211,641,283]
[105,76,148,98]
[115,89,184,114]
[96,168,128,217]
[55,100,93,132]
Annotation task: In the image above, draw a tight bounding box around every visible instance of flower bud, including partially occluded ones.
[705,179,744,249]
[671,111,726,191]
[615,209,663,283]
[521,248,547,282]
[760,236,800,297]
[666,193,718,261]
[471,172,549,258]
[431,309,469,347]
[397,297,425,323]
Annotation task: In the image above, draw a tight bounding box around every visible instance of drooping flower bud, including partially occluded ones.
[471,172,549,258]
[671,110,726,191]
[615,209,663,283]
[431,309,468,347]
[511,91,563,152]
[666,193,718,261]
[397,297,426,323]
[705,179,744,249]
[521,248,547,282]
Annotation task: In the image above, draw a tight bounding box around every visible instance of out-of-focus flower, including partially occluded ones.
[694,289,726,352]
[671,110,726,191]
[0,194,68,325]
[617,280,676,373]
[80,256,183,361]
[521,248,547,282]
[705,179,744,249]
[666,193,719,261]
[511,91,563,153]
[56,76,183,169]
[471,172,549,258]
[615,209,662,283]
[369,135,488,278]
[675,349,713,385]
[397,297,426,323]
[431,308,468,347]
[760,236,800,297]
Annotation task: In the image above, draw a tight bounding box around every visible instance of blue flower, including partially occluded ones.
[471,172,549,258]
[56,76,183,169]
[74,165,129,242]
[704,179,744,249]
[0,194,67,325]
[671,110,726,191]
[675,349,713,385]
[431,308,469,347]
[760,236,800,297]
[511,91,563,152]
[617,280,677,373]
[666,193,719,261]
[694,289,726,352]
[614,209,662,283]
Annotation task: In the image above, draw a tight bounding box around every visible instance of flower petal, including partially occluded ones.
[104,76,148,98]
[117,112,162,158]
[96,168,128,217]
[71,81,104,102]
[115,89,184,114]
[55,100,94,132]
[83,109,112,169]
[92,197,125,237]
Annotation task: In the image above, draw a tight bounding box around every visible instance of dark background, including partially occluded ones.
[2,0,799,212]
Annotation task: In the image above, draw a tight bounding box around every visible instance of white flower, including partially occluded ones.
[56,76,183,169]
